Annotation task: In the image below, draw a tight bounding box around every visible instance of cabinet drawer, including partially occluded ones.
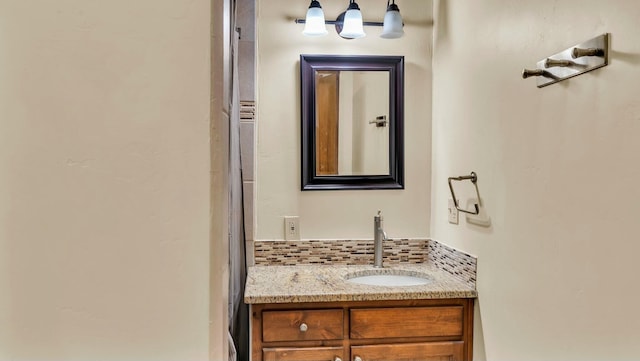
[351,341,464,361]
[350,306,463,339]
[262,309,344,342]
[263,346,344,361]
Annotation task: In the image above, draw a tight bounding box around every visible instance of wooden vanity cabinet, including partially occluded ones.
[252,299,474,361]
[351,342,464,361]
[263,346,346,361]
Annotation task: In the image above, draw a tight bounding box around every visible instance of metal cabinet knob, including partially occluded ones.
[334,358,342,361]
[354,357,363,361]
[299,323,308,332]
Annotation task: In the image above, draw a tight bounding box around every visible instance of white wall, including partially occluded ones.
[337,72,389,176]
[256,0,433,240]
[0,0,216,359]
[338,72,354,175]
[211,0,231,358]
[431,1,640,360]
[352,72,390,175]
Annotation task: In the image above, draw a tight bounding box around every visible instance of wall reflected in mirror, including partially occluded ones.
[315,70,390,176]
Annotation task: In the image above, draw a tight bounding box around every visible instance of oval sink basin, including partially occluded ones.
[345,271,432,287]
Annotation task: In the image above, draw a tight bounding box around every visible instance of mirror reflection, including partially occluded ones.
[315,70,390,176]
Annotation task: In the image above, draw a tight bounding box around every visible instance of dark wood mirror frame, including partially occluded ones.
[300,54,404,190]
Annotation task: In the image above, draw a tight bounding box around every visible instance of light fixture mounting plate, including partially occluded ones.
[334,12,351,39]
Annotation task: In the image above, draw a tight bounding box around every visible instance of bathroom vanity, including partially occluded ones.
[253,298,473,361]
[245,262,477,361]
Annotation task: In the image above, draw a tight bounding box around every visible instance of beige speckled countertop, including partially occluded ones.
[244,263,477,304]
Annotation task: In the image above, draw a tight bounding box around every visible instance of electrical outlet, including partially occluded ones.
[284,216,300,240]
[448,199,459,224]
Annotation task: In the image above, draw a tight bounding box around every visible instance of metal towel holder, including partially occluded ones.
[448,172,481,215]
[522,33,609,88]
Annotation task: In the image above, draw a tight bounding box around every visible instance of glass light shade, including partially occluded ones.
[303,5,328,36]
[380,6,404,38]
[339,9,365,39]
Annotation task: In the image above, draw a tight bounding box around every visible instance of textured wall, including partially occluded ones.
[256,0,433,240]
[0,0,213,359]
[431,1,640,359]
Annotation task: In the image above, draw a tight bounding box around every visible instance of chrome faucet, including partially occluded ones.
[373,210,388,268]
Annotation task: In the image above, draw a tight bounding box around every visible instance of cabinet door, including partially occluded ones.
[263,346,345,361]
[351,341,464,361]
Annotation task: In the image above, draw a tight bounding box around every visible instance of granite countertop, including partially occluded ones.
[244,263,477,304]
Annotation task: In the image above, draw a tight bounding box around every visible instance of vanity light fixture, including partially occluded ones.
[302,0,328,36]
[296,0,404,39]
[339,0,365,39]
[380,0,404,39]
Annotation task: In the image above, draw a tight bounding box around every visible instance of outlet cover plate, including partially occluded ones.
[448,199,459,224]
[284,216,300,240]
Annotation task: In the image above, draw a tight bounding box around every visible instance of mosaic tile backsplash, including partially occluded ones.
[427,240,477,288]
[253,239,476,288]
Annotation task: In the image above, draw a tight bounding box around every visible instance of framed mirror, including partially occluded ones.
[300,54,404,190]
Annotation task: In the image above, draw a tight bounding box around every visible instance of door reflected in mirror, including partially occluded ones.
[301,55,404,190]
[315,70,390,176]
